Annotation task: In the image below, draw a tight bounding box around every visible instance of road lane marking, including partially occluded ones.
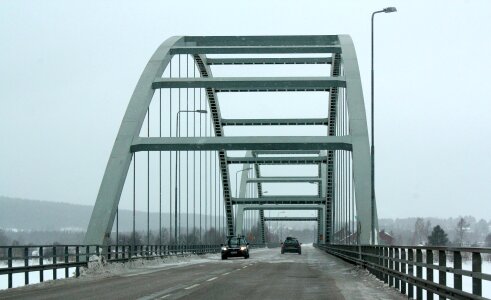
[236,268,241,271]
[222,272,230,275]
[185,284,200,290]
[242,266,247,268]
[160,295,171,299]
[207,277,218,282]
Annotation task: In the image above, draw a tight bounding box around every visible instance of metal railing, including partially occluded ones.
[316,244,491,299]
[0,244,223,290]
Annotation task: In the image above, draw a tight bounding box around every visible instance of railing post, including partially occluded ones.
[383,246,388,284]
[389,247,393,287]
[86,246,90,263]
[394,248,400,290]
[416,249,423,300]
[408,249,414,299]
[454,251,462,292]
[75,246,80,277]
[39,246,44,283]
[472,252,482,296]
[53,246,57,280]
[108,245,112,261]
[426,249,433,300]
[401,248,406,295]
[8,247,12,289]
[65,246,69,278]
[24,247,29,285]
[438,250,446,300]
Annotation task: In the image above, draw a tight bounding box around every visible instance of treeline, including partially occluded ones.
[379,216,491,247]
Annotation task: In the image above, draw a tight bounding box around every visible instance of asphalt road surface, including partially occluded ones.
[0,245,406,300]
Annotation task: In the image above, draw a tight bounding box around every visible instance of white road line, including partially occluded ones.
[242,266,247,268]
[222,272,230,275]
[185,284,200,290]
[236,268,241,271]
[160,295,171,299]
[207,277,218,282]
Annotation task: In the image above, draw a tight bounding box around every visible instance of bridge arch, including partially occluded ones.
[84,35,377,246]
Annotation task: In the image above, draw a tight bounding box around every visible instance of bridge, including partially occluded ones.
[1,35,489,299]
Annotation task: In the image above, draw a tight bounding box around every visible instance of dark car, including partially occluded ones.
[221,236,250,260]
[281,237,301,255]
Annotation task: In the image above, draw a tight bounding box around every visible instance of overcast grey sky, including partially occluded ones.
[1,0,490,220]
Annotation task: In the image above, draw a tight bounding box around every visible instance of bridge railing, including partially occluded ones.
[0,243,230,290]
[316,244,491,299]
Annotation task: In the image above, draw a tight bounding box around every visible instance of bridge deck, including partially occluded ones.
[0,246,405,300]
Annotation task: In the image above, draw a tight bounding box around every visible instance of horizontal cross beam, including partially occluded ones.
[253,150,321,155]
[152,76,346,92]
[264,217,318,221]
[232,197,325,205]
[222,118,329,126]
[243,204,323,211]
[247,177,321,183]
[227,156,327,164]
[206,57,332,65]
[170,45,342,55]
[131,136,352,152]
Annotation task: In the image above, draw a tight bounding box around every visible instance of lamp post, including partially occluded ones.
[371,6,397,244]
[174,109,207,244]
[234,167,252,233]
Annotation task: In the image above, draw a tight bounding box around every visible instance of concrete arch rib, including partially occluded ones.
[84,36,184,245]
[338,35,377,244]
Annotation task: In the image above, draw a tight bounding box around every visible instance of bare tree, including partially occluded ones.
[456,218,469,246]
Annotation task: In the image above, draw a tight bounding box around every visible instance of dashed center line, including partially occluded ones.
[242,266,247,268]
[160,295,171,299]
[222,272,230,275]
[207,277,218,282]
[185,284,200,290]
[236,268,241,271]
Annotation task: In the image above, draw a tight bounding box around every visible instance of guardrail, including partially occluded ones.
[316,244,491,299]
[0,244,225,290]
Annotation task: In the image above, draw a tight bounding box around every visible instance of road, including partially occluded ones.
[0,245,406,300]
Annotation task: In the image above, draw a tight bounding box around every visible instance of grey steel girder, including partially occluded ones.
[227,156,327,165]
[243,204,324,211]
[152,76,346,91]
[264,217,318,221]
[84,35,376,246]
[246,177,321,183]
[131,136,352,152]
[253,150,321,155]
[232,197,325,205]
[207,57,332,65]
[170,45,341,55]
[84,36,185,245]
[222,118,329,126]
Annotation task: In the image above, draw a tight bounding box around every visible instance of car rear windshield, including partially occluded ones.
[284,240,298,245]
[228,237,245,247]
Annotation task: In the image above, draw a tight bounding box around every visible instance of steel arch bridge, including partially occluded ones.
[84,35,378,246]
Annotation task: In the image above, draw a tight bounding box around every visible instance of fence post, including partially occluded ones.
[8,247,12,289]
[401,248,406,295]
[24,247,29,285]
[426,250,433,300]
[394,248,400,291]
[39,246,44,283]
[454,251,462,292]
[53,246,57,280]
[383,247,388,284]
[75,246,80,277]
[389,247,394,287]
[416,249,423,300]
[438,250,446,300]
[408,249,414,299]
[472,252,482,296]
[65,246,69,278]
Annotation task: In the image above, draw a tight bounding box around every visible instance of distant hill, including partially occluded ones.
[0,196,189,232]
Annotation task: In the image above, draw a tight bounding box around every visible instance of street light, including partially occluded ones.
[371,6,397,244]
[235,167,253,198]
[174,109,208,243]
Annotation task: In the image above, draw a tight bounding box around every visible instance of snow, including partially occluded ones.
[0,252,220,290]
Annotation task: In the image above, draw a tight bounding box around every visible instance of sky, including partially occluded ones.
[1,0,490,221]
